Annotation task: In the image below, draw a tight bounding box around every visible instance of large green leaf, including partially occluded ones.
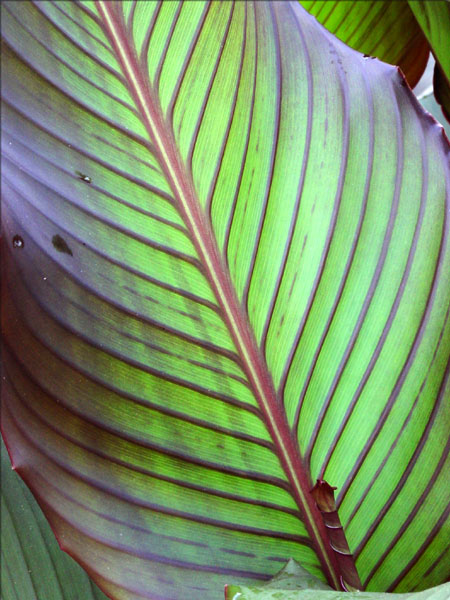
[1,1,449,599]
[299,1,430,87]
[1,439,109,600]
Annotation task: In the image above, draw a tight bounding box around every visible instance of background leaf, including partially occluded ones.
[418,88,450,137]
[299,0,429,86]
[1,1,450,599]
[1,439,109,600]
[225,559,450,600]
[408,0,450,121]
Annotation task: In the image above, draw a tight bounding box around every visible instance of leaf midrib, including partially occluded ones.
[95,1,341,590]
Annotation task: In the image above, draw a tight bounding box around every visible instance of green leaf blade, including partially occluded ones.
[2,1,449,598]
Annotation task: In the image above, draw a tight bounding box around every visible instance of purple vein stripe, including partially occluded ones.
[4,335,271,457]
[166,4,211,125]
[296,64,373,463]
[30,470,275,583]
[94,0,342,589]
[291,13,352,439]
[387,503,450,592]
[3,189,218,313]
[242,1,281,312]
[4,399,308,545]
[31,1,123,80]
[4,344,284,492]
[259,2,314,360]
[4,348,305,518]
[424,547,450,579]
[315,70,405,482]
[53,2,114,56]
[4,4,131,110]
[2,265,259,419]
[223,4,257,262]
[335,110,448,508]
[345,302,450,530]
[1,43,149,148]
[357,365,450,569]
[204,4,248,217]
[186,5,235,173]
[367,452,450,589]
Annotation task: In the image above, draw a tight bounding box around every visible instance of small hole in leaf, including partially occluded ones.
[75,170,91,183]
[12,235,24,249]
[52,234,73,256]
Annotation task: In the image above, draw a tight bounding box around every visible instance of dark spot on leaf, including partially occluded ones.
[52,234,73,256]
[12,235,24,249]
[75,170,91,183]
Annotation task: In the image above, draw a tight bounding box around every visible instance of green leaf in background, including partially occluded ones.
[419,89,450,139]
[298,1,430,87]
[1,1,450,599]
[225,559,450,600]
[408,0,450,122]
[1,439,109,600]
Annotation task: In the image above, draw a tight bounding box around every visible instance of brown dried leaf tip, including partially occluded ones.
[311,479,362,592]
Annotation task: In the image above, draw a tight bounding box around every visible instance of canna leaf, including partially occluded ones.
[299,1,430,87]
[1,1,449,599]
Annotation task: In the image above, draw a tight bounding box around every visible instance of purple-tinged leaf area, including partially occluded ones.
[1,1,450,599]
[300,1,430,87]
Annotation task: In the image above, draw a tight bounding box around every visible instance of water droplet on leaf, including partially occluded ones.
[12,235,24,249]
[75,170,91,183]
